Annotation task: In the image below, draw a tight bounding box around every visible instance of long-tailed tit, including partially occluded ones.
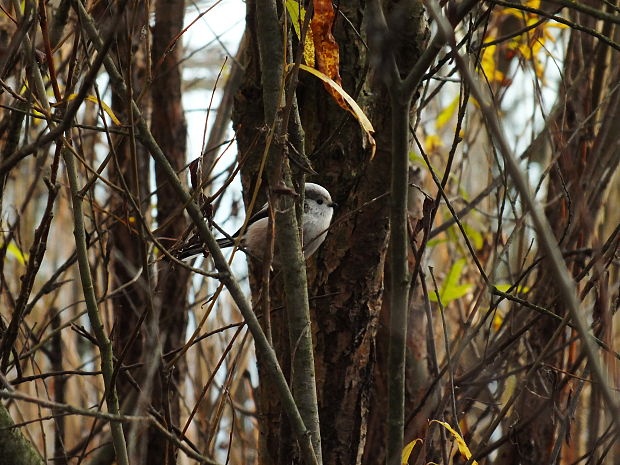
[176,183,336,260]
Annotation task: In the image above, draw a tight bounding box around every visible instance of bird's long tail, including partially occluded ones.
[176,237,234,260]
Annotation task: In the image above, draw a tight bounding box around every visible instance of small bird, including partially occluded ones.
[176,183,337,261]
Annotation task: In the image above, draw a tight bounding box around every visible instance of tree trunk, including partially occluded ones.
[233,2,428,463]
[106,0,151,424]
[0,404,44,465]
[149,0,191,463]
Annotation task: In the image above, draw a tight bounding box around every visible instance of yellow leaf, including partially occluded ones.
[431,420,478,465]
[285,0,315,66]
[492,312,503,331]
[479,38,505,84]
[494,283,530,294]
[402,438,422,464]
[297,64,376,158]
[19,83,48,122]
[424,134,442,153]
[57,94,122,125]
[436,96,459,130]
[3,242,28,265]
[548,22,569,30]
[502,0,539,19]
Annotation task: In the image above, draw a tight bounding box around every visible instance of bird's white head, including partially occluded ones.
[302,183,337,257]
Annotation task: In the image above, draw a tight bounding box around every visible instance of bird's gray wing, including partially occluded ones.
[232,202,269,237]
[175,203,269,260]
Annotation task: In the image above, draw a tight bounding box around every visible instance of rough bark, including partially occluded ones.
[149,0,191,463]
[0,404,44,465]
[233,1,428,464]
[106,0,151,400]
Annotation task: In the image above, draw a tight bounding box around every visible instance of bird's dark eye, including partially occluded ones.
[317,199,323,205]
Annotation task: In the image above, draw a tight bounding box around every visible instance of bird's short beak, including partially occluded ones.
[329,201,338,208]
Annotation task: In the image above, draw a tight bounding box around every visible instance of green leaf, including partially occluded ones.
[462,223,484,250]
[430,258,473,303]
[285,0,305,38]
[437,283,473,303]
[409,152,425,164]
[409,151,440,173]
[285,0,315,66]
[427,237,449,248]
